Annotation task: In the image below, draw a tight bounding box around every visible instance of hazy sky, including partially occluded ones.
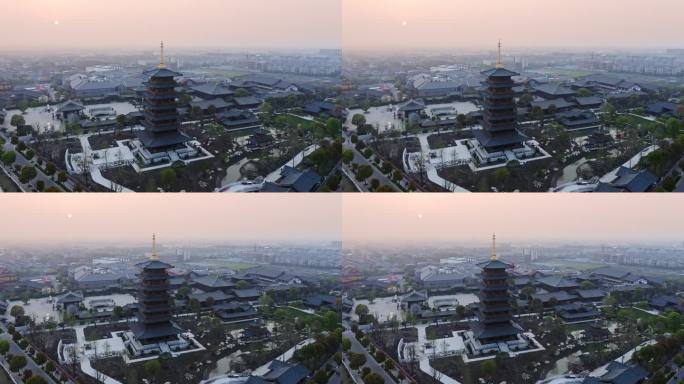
[0,0,341,52]
[343,194,684,245]
[343,0,684,51]
[0,195,341,245]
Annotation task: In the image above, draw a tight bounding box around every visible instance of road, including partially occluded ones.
[1,133,64,192]
[0,325,56,384]
[342,138,399,192]
[344,330,395,384]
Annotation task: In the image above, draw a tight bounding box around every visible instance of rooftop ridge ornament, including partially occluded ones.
[490,233,498,260]
[150,233,159,261]
[159,41,166,69]
[496,40,504,69]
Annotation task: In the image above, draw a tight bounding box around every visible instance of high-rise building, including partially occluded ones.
[137,42,190,152]
[130,234,183,344]
[473,42,525,152]
[471,234,523,345]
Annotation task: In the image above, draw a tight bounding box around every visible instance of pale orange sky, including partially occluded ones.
[0,195,341,245]
[343,0,684,51]
[0,0,341,51]
[343,194,684,245]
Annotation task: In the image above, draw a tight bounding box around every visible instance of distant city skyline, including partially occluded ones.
[0,0,341,51]
[342,195,684,245]
[0,195,341,245]
[343,0,684,51]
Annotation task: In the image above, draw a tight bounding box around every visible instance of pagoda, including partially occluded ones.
[130,234,183,344]
[473,41,525,151]
[471,234,523,345]
[137,42,190,151]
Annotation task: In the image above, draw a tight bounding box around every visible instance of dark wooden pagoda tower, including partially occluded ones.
[472,234,523,344]
[131,234,182,343]
[473,42,525,151]
[138,42,190,151]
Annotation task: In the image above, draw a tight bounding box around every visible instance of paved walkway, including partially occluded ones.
[75,135,134,192]
[0,326,56,384]
[343,139,399,192]
[1,133,64,192]
[265,144,319,183]
[252,338,314,376]
[414,133,469,192]
[344,331,396,384]
[599,144,659,183]
[589,339,656,377]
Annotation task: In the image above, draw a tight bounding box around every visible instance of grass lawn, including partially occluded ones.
[0,367,11,384]
[616,114,661,131]
[262,306,319,322]
[620,307,661,320]
[538,68,594,78]
[544,260,608,271]
[216,262,258,270]
[0,170,19,192]
[280,114,323,129]
[195,68,250,78]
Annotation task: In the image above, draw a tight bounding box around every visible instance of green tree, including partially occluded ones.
[313,369,328,384]
[113,306,124,319]
[0,340,9,355]
[25,377,48,384]
[356,164,373,182]
[10,305,25,317]
[57,171,67,183]
[259,294,274,307]
[234,88,249,97]
[9,355,27,372]
[355,304,369,317]
[10,114,25,128]
[363,372,384,384]
[144,359,162,381]
[159,168,177,189]
[521,285,535,299]
[349,352,367,369]
[235,280,250,289]
[580,280,596,290]
[370,178,380,190]
[341,149,354,164]
[116,114,126,129]
[517,93,533,107]
[494,167,511,186]
[45,162,56,175]
[457,113,467,127]
[342,337,351,352]
[326,117,342,137]
[481,359,497,376]
[19,166,37,183]
[176,285,192,299]
[1,150,16,166]
[352,114,366,127]
[577,88,592,97]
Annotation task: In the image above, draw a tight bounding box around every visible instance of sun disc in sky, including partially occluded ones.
[401,20,408,27]
[66,213,73,219]
[53,20,60,25]
[417,213,423,220]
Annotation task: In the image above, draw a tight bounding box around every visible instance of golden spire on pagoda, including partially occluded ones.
[490,233,498,260]
[150,233,159,261]
[159,41,167,69]
[496,40,504,69]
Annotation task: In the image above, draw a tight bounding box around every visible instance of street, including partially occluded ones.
[344,330,395,384]
[0,325,56,384]
[342,138,400,192]
[1,133,64,192]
